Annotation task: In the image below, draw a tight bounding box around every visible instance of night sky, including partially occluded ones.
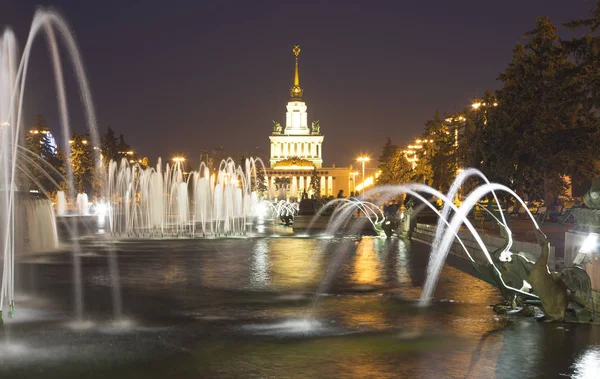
[0,0,593,168]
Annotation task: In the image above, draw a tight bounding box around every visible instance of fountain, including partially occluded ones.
[15,193,59,254]
[103,157,262,237]
[76,193,89,215]
[56,190,66,216]
[0,7,596,379]
[0,8,104,325]
[312,171,594,321]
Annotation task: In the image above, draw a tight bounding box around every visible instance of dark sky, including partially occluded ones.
[0,0,593,168]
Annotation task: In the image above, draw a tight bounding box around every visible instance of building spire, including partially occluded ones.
[290,45,303,100]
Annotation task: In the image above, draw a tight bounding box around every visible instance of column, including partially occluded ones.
[299,176,304,193]
[306,176,311,194]
[328,176,333,196]
[320,176,326,197]
[292,176,298,197]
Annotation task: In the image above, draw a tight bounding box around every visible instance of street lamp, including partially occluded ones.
[350,171,359,194]
[357,156,370,196]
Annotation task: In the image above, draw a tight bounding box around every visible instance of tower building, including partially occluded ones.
[269,45,324,168]
[264,46,351,198]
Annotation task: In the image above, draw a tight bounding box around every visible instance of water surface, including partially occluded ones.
[3,235,600,378]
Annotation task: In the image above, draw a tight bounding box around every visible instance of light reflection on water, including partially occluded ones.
[572,345,600,379]
[250,239,270,287]
[352,239,382,285]
[7,237,600,378]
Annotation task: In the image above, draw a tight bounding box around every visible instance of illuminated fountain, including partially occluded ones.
[56,190,66,216]
[76,193,89,215]
[0,8,103,325]
[104,157,263,237]
[313,169,594,322]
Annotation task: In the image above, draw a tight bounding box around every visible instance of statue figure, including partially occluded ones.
[311,120,320,134]
[584,177,600,209]
[272,120,282,134]
[484,221,591,321]
[488,226,537,306]
[527,229,569,321]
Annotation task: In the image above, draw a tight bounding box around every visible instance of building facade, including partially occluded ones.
[264,45,351,198]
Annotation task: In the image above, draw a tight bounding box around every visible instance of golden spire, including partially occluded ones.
[290,45,303,100]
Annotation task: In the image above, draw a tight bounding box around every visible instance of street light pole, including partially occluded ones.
[357,156,370,197]
[351,171,358,193]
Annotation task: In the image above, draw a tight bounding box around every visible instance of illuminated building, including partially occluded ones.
[264,45,352,198]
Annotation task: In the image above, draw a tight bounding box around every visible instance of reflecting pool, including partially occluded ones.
[2,236,600,378]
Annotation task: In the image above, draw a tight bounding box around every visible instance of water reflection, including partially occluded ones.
[162,259,187,285]
[268,239,324,289]
[10,237,600,378]
[352,239,382,285]
[250,239,270,287]
[396,239,413,286]
[572,345,600,379]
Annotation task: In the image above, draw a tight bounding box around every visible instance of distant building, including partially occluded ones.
[264,45,351,198]
[198,146,229,169]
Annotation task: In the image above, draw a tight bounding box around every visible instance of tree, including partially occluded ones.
[101,126,119,167]
[377,137,413,185]
[458,91,497,172]
[412,140,433,186]
[418,110,457,193]
[23,114,65,194]
[117,134,131,160]
[69,132,95,195]
[490,16,598,204]
[255,167,268,198]
[377,137,397,184]
[310,168,321,197]
[561,3,600,194]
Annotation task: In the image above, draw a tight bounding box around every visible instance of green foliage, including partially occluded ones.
[420,110,457,193]
[377,137,413,185]
[310,168,321,197]
[69,131,95,195]
[255,170,268,197]
[378,4,600,204]
[101,126,119,167]
[485,16,600,204]
[22,114,65,195]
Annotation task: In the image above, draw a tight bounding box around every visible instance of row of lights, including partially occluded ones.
[471,100,498,109]
[29,129,50,135]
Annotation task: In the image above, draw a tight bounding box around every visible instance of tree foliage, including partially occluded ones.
[22,114,64,194]
[484,16,600,203]
[310,168,321,197]
[376,137,413,185]
[100,126,119,167]
[69,131,95,195]
[420,110,457,193]
[378,4,600,205]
